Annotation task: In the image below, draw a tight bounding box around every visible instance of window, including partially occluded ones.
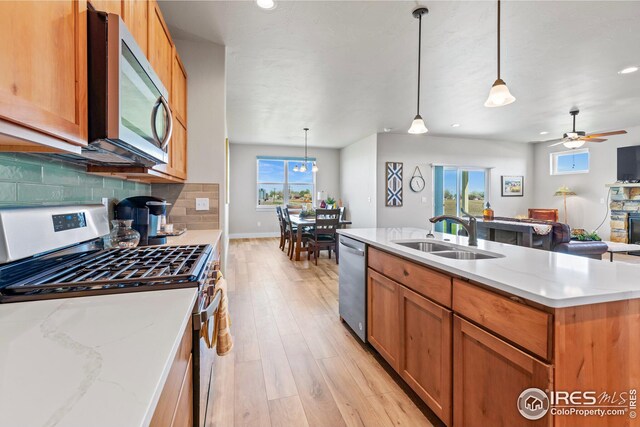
[256,157,316,208]
[550,149,589,175]
[433,166,490,234]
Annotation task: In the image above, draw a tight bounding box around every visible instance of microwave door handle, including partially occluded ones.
[151,97,162,144]
[159,96,173,151]
[150,96,173,152]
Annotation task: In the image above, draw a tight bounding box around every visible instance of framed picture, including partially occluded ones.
[386,162,403,206]
[501,175,524,197]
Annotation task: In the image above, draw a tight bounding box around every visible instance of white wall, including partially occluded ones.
[228,143,341,238]
[531,125,640,238]
[339,134,377,228]
[376,133,535,228]
[173,38,229,264]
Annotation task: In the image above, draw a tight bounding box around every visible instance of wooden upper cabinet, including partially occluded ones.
[453,316,553,427]
[367,269,400,371]
[89,0,121,14]
[0,0,88,147]
[172,52,188,126]
[122,0,149,56]
[399,287,452,426]
[148,0,173,94]
[171,118,187,180]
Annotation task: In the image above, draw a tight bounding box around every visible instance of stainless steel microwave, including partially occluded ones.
[84,10,171,166]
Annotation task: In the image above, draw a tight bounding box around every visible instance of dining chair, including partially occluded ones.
[306,208,340,265]
[275,206,286,251]
[283,207,311,260]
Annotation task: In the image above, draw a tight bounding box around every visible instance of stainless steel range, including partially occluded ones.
[0,204,213,302]
[0,204,218,427]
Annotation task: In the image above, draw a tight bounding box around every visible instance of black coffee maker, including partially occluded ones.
[115,196,170,246]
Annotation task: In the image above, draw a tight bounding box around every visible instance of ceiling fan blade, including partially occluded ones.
[579,137,607,143]
[585,130,627,138]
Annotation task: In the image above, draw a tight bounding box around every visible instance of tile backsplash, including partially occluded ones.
[0,153,150,206]
[152,183,219,230]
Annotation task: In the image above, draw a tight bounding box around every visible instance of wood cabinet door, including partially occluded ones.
[172,52,187,126]
[148,0,173,93]
[453,316,553,427]
[122,0,148,55]
[89,0,121,14]
[171,118,187,179]
[399,286,452,426]
[367,269,400,371]
[170,355,193,427]
[0,0,88,146]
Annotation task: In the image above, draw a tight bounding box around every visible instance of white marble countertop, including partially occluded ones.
[339,227,640,308]
[0,288,197,427]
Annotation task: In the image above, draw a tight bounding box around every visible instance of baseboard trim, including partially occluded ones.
[229,232,280,239]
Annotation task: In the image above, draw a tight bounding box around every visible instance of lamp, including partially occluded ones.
[484,0,516,107]
[317,191,327,208]
[408,7,429,134]
[554,186,577,224]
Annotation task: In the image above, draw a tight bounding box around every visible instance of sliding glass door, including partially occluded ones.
[433,166,489,234]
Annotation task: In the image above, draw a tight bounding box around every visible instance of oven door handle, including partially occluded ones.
[193,289,222,331]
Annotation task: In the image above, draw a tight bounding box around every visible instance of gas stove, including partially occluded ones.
[0,204,213,303]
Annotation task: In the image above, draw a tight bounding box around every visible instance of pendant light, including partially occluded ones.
[294,128,312,172]
[484,0,516,107]
[408,7,429,134]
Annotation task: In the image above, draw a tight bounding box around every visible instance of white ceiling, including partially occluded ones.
[160,0,640,148]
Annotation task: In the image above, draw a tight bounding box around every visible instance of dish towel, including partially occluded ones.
[210,273,233,356]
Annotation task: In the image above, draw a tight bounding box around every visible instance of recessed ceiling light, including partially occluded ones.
[383,127,392,133]
[540,131,549,135]
[256,0,276,10]
[619,66,638,75]
[451,123,460,128]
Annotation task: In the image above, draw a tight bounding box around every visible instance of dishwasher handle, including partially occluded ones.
[340,241,365,256]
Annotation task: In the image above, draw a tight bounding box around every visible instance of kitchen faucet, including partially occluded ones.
[429,208,478,246]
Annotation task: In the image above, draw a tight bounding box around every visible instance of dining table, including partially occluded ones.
[289,214,352,261]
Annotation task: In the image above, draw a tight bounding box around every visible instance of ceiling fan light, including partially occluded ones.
[408,115,428,134]
[312,162,318,172]
[566,132,579,139]
[484,79,516,107]
[563,139,585,149]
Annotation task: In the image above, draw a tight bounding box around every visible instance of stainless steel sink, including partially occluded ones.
[432,250,501,260]
[393,241,453,252]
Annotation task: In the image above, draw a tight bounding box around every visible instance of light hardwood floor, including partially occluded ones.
[205,238,438,427]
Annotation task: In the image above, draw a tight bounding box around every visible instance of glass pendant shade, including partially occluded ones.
[299,164,307,172]
[484,79,516,107]
[312,162,318,172]
[293,165,299,172]
[408,114,428,134]
[563,139,585,149]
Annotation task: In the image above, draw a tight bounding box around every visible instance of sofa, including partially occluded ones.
[485,217,608,259]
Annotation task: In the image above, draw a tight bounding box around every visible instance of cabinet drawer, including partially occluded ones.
[368,247,451,308]
[453,279,551,360]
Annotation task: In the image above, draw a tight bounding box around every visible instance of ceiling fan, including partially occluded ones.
[546,109,627,149]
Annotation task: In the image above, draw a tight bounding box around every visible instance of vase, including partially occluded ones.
[108,220,140,248]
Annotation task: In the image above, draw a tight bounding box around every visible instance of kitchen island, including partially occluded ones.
[338,227,640,427]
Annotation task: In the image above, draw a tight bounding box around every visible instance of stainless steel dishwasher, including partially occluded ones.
[338,235,367,342]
